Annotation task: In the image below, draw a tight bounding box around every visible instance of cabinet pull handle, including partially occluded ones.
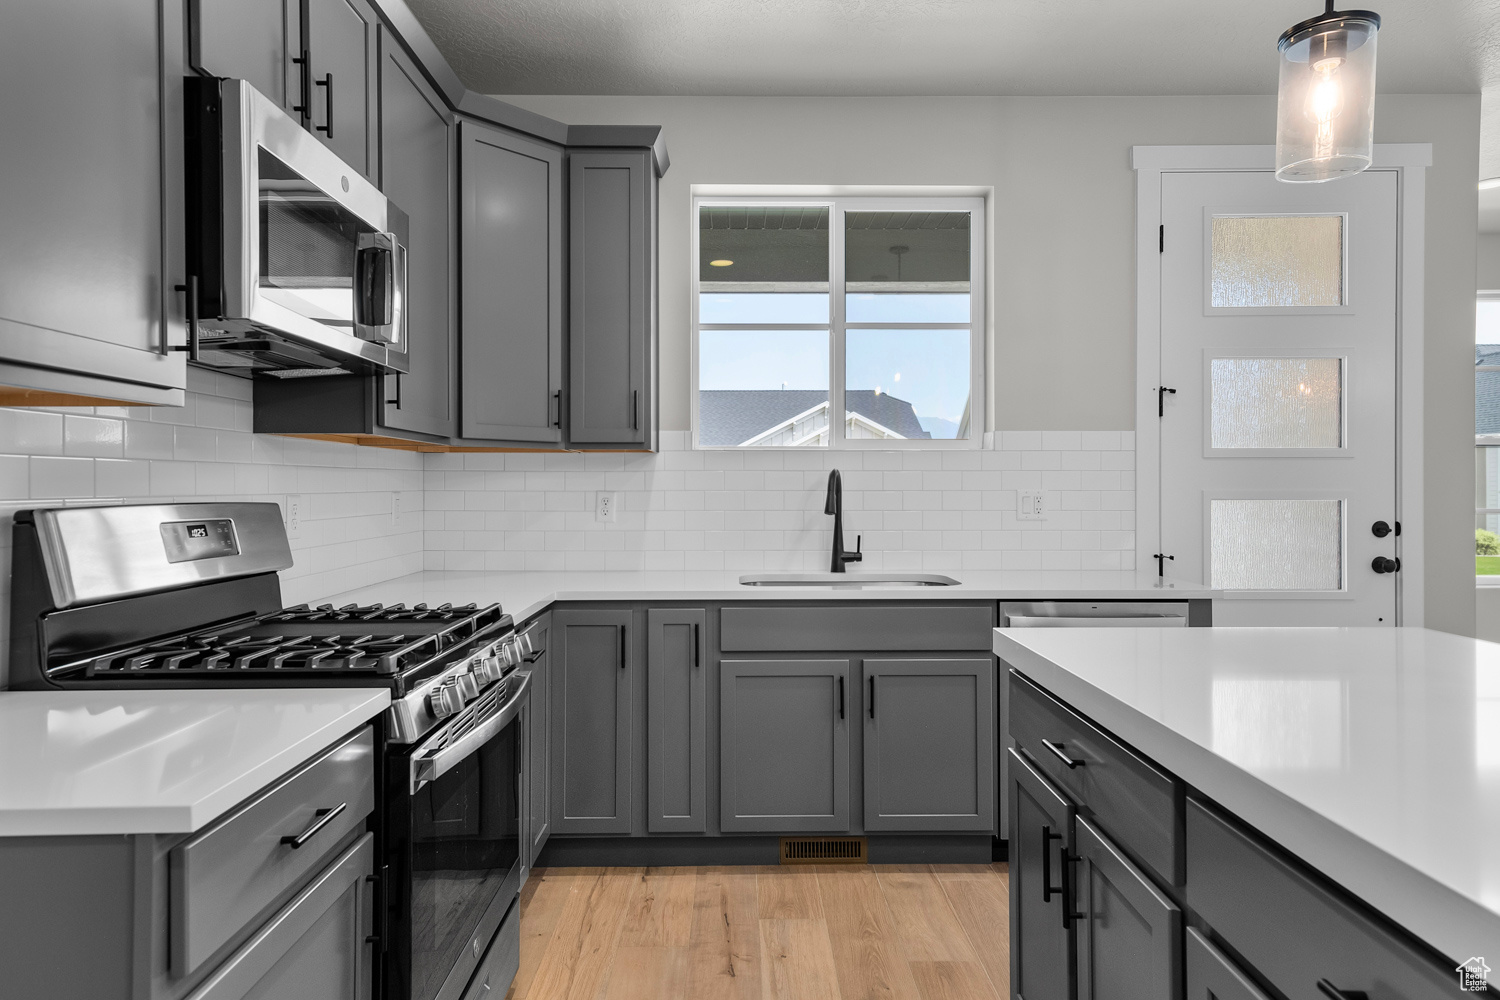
[172,277,201,361]
[632,389,639,430]
[291,51,311,119]
[618,624,627,669]
[838,676,845,720]
[1041,826,1064,901]
[1315,982,1369,1000]
[868,676,875,719]
[1041,739,1084,769]
[693,622,701,668]
[1060,850,1084,929]
[387,372,402,408]
[314,73,333,136]
[552,389,562,428]
[281,802,347,849]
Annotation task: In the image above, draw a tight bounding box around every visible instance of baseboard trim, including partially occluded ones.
[536,834,997,867]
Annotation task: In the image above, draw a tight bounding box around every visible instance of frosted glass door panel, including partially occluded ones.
[1210,215,1344,307]
[1210,357,1343,449]
[1210,498,1343,590]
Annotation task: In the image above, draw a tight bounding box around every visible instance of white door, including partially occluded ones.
[1158,169,1400,626]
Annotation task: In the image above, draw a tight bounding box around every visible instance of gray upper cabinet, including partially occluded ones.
[1009,748,1075,1000]
[719,659,850,833]
[646,610,708,833]
[0,0,185,405]
[458,122,565,445]
[1074,815,1182,1000]
[189,0,301,112]
[305,0,378,180]
[567,149,658,450]
[377,30,453,439]
[551,610,633,835]
[862,658,994,832]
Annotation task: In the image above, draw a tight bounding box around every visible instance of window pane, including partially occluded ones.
[845,329,970,440]
[699,329,829,447]
[846,210,970,326]
[846,293,970,323]
[700,293,828,324]
[1210,498,1343,590]
[699,206,829,326]
[1478,300,1500,343]
[1210,357,1342,449]
[1210,215,1343,308]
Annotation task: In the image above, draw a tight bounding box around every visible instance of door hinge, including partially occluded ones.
[1159,224,1164,253]
[1152,553,1175,577]
[1156,385,1176,417]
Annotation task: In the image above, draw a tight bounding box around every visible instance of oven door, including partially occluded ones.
[389,671,531,1000]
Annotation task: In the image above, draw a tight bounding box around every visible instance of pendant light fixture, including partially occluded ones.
[1275,0,1381,182]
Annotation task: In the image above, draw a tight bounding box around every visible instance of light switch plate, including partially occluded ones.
[1018,491,1046,521]
[285,494,304,539]
[596,491,618,523]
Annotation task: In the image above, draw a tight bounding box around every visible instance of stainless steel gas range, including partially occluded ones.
[8,502,530,1000]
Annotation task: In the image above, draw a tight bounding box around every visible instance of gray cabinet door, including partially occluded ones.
[458,122,565,444]
[1185,929,1272,1000]
[1074,815,1181,1000]
[186,834,374,1000]
[567,150,655,449]
[1009,748,1075,1000]
[0,0,186,401]
[305,0,377,180]
[719,659,850,833]
[377,31,454,439]
[551,610,633,835]
[862,658,995,832]
[526,620,551,864]
[189,0,301,112]
[646,609,708,833]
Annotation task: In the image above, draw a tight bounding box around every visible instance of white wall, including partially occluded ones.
[502,93,1481,636]
[0,367,425,689]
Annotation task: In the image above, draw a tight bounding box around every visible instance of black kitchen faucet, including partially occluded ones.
[824,469,863,573]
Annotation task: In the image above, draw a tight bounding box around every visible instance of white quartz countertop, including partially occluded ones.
[321,569,1213,622]
[0,688,390,836]
[993,626,1500,973]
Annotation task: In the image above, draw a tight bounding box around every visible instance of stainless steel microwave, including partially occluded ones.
[185,77,409,377]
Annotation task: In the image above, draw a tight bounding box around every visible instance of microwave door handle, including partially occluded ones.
[409,671,532,793]
[355,237,395,329]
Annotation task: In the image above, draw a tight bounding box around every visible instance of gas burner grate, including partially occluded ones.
[84,631,441,677]
[266,602,484,624]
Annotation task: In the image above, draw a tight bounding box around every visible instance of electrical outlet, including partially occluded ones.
[596,491,618,523]
[392,491,409,530]
[1017,491,1046,521]
[285,494,304,539]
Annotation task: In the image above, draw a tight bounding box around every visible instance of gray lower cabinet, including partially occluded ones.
[0,0,186,404]
[305,0,378,180]
[524,617,552,864]
[862,658,994,832]
[551,610,633,834]
[719,659,850,833]
[567,149,658,450]
[646,609,708,833]
[1073,815,1181,1000]
[458,121,566,445]
[1008,748,1075,1000]
[1185,929,1272,1000]
[184,835,374,1000]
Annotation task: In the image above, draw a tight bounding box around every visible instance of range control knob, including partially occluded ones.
[427,683,463,718]
[456,672,481,701]
[499,643,518,667]
[475,656,503,684]
[518,633,534,659]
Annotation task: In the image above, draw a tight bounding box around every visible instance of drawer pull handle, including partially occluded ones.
[1315,981,1369,1000]
[1041,826,1065,902]
[280,802,347,849]
[1041,739,1084,769]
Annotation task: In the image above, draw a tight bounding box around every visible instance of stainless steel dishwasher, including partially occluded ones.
[997,600,1191,840]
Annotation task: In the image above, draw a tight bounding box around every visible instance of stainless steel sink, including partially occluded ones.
[738,573,961,588]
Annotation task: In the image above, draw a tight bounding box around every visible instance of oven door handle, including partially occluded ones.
[410,671,532,793]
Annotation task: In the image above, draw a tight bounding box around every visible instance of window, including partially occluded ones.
[692,196,984,449]
[1476,293,1500,581]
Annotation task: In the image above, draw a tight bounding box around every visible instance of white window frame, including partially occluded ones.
[690,194,986,451]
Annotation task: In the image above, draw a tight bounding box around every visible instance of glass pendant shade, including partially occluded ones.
[1275,6,1380,183]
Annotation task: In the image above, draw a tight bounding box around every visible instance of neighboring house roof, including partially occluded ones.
[1478,345,1500,436]
[698,389,931,446]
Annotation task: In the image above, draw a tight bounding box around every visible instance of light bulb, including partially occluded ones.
[1305,60,1345,161]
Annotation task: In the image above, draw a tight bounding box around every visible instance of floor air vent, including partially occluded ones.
[779,836,868,865]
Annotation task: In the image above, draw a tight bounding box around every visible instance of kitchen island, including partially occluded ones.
[995,626,1498,996]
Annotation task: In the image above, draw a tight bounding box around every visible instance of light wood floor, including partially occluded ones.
[506,863,1010,1000]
